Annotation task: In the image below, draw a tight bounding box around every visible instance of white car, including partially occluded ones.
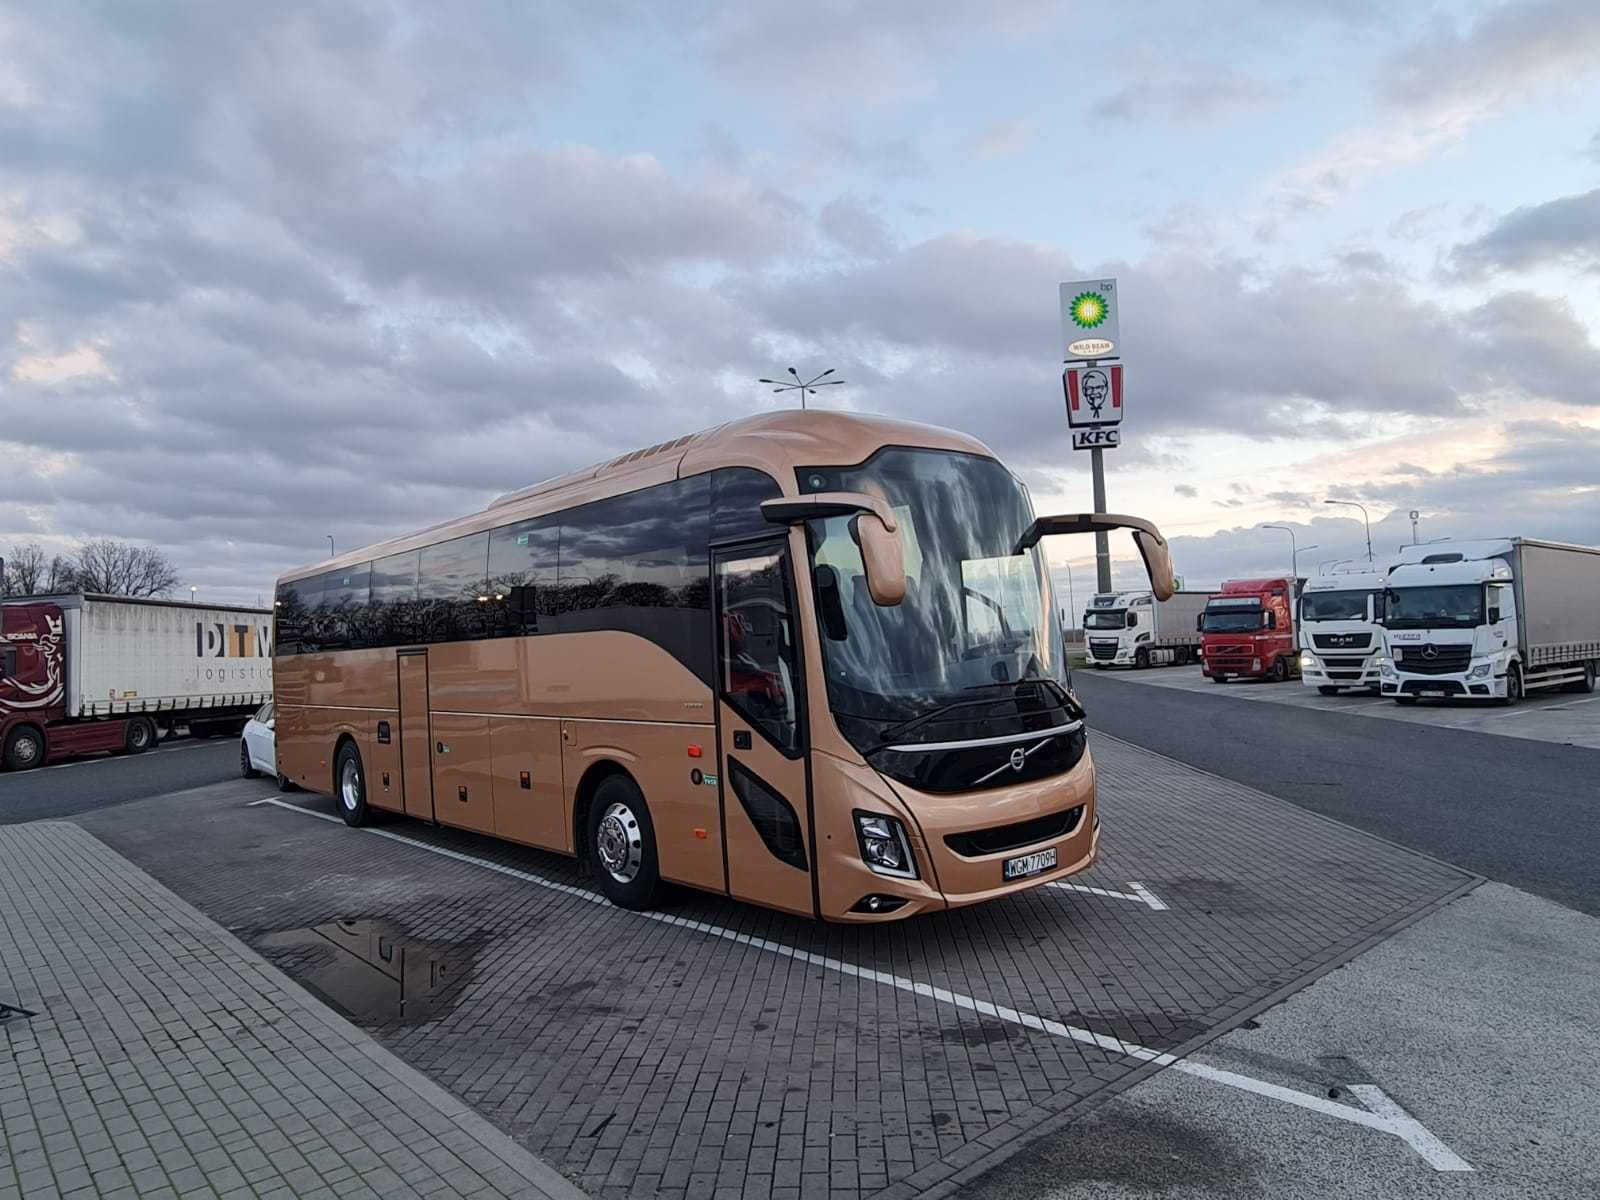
[239,701,290,788]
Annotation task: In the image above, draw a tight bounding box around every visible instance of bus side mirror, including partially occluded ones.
[852,514,906,606]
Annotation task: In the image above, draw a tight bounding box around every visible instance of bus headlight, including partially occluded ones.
[854,812,917,879]
[1469,662,1492,679]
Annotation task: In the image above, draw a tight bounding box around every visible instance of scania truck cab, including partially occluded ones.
[1380,538,1600,704]
[1199,578,1297,683]
[1082,589,1207,669]
[1298,570,1386,694]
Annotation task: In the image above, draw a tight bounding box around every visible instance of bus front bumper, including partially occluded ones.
[812,747,1100,921]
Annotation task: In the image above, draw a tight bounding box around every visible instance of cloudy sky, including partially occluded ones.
[2,0,1597,607]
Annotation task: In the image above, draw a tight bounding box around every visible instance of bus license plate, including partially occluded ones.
[1003,848,1057,881]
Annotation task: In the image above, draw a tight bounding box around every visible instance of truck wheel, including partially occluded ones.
[588,774,660,911]
[1135,648,1149,670]
[334,742,371,827]
[1500,664,1523,707]
[1211,675,1227,684]
[1268,658,1288,683]
[3,725,45,771]
[124,717,157,755]
[1317,686,1340,696]
[1564,662,1596,694]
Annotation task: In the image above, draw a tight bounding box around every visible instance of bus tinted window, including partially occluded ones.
[418,533,491,642]
[273,576,320,655]
[556,475,712,678]
[487,517,560,637]
[711,467,783,542]
[371,550,420,647]
[319,565,372,652]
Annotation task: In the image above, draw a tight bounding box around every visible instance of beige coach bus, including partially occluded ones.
[272,410,1174,921]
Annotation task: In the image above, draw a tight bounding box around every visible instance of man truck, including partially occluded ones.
[0,593,273,770]
[1083,589,1209,668]
[1199,577,1298,683]
[1380,539,1600,704]
[1298,569,1387,694]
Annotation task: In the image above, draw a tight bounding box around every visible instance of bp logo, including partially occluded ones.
[1068,291,1109,329]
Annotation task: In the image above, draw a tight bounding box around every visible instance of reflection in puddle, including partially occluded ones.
[258,920,473,1025]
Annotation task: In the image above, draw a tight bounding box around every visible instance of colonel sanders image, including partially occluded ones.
[1082,369,1110,418]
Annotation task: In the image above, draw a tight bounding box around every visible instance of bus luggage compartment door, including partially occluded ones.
[713,541,816,918]
[397,651,435,822]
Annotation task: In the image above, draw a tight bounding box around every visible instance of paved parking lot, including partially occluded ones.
[1088,664,1600,749]
[74,737,1474,1200]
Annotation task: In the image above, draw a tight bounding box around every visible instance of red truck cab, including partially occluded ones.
[1198,577,1298,683]
[0,601,92,769]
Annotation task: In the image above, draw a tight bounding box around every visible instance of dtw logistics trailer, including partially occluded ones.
[0,593,273,770]
[1380,538,1600,704]
[1082,589,1209,668]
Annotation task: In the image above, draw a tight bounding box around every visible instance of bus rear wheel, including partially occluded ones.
[588,775,660,911]
[335,742,371,827]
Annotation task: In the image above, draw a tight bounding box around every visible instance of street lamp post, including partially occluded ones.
[1324,499,1373,564]
[327,535,335,558]
[1061,561,1076,638]
[190,586,197,604]
[1409,509,1420,545]
[1261,524,1299,580]
[757,366,846,410]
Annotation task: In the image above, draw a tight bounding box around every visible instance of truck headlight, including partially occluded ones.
[1376,654,1396,679]
[1468,662,1492,679]
[1299,651,1316,670]
[854,812,917,879]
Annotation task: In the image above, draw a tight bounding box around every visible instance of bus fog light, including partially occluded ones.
[854,812,917,879]
[1469,662,1492,679]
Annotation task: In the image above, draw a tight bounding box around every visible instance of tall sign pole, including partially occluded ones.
[1059,279,1122,593]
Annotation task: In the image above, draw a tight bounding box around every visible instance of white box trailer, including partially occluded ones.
[1083,589,1208,668]
[0,593,272,769]
[1381,538,1600,702]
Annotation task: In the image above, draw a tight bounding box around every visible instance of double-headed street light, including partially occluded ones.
[758,366,846,410]
[1262,524,1317,579]
[1323,499,1373,564]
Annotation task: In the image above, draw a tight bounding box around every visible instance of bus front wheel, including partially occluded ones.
[588,775,660,911]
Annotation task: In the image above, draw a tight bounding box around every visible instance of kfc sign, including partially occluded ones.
[1063,362,1124,429]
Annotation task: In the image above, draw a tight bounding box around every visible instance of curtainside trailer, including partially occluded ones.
[0,593,273,769]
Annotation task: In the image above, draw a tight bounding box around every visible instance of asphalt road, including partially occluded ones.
[0,737,240,823]
[1074,669,1600,917]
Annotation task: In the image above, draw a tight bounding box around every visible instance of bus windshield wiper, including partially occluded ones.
[866,680,1075,754]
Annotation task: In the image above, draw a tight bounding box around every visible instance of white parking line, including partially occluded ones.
[249,795,1471,1172]
[1349,1084,1474,1171]
[1048,880,1170,910]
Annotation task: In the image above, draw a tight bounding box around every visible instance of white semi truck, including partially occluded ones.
[1298,569,1387,694]
[1379,538,1600,704]
[1083,589,1209,668]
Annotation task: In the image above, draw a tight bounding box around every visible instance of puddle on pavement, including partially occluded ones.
[257,919,479,1025]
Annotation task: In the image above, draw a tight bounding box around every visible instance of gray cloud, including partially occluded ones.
[1449,188,1600,277]
[1091,74,1278,126]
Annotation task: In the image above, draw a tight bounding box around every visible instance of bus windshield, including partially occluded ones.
[1385,585,1484,629]
[1301,590,1368,622]
[803,448,1063,725]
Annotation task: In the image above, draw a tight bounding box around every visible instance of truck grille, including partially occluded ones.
[1394,645,1472,675]
[1088,640,1118,660]
[1320,656,1367,669]
[1312,633,1371,651]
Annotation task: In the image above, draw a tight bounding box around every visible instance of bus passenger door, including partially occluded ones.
[397,651,435,822]
[713,541,816,918]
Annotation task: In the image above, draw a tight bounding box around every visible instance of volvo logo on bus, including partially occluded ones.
[1009,747,1026,772]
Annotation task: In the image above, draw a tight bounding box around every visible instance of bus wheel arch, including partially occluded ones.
[573,760,631,866]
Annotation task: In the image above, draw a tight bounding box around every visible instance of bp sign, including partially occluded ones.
[1059,278,1120,360]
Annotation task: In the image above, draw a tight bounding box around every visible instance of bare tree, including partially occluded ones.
[3,542,75,595]
[70,539,181,598]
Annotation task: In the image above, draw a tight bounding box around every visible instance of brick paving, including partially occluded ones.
[0,822,586,1200]
[72,735,1477,1198]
